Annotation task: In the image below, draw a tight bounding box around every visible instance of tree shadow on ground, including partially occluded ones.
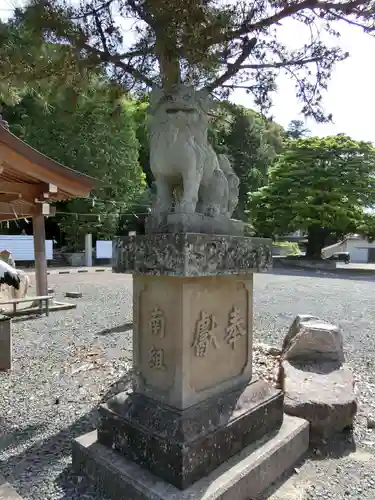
[309,428,356,460]
[97,322,133,336]
[0,418,47,454]
[0,370,134,499]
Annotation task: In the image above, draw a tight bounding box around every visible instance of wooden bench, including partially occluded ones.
[0,295,54,317]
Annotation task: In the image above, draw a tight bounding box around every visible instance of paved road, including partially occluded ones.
[18,265,111,275]
[337,262,375,270]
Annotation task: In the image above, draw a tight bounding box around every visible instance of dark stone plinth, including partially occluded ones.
[113,233,272,276]
[73,416,309,500]
[97,380,283,490]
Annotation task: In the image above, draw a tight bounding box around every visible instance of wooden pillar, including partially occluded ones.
[33,214,48,297]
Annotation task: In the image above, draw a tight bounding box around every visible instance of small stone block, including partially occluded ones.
[113,233,272,276]
[97,380,284,489]
[72,415,309,500]
[65,292,83,298]
[0,317,11,371]
[281,360,357,439]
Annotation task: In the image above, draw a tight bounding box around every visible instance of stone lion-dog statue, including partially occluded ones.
[149,84,239,220]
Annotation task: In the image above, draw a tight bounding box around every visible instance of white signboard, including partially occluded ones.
[96,240,112,259]
[0,235,53,261]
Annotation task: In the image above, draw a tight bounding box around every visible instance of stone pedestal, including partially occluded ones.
[73,233,307,498]
[131,273,254,409]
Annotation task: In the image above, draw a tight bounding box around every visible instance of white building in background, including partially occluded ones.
[321,234,375,263]
[0,235,53,262]
[340,235,375,263]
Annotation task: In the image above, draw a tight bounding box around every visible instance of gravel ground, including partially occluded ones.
[0,270,375,499]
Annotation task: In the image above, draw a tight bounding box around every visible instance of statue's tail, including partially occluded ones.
[217,154,232,175]
[217,154,239,217]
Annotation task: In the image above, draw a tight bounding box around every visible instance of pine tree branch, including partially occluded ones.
[116,46,155,59]
[94,13,109,53]
[127,0,156,29]
[205,37,257,92]
[81,43,155,87]
[206,0,369,46]
[239,56,326,70]
[329,12,375,31]
[72,0,117,20]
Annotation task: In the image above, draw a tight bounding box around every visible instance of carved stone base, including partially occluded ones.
[113,233,272,276]
[145,213,245,237]
[97,380,284,490]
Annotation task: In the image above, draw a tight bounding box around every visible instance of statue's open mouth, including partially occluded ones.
[165,108,196,114]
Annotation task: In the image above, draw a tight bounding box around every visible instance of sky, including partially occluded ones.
[1,0,375,142]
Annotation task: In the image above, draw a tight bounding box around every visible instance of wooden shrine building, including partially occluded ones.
[0,116,96,296]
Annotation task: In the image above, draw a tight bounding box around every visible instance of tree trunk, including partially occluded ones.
[156,39,181,90]
[305,226,330,259]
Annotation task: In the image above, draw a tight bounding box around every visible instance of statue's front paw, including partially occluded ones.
[175,201,195,214]
[205,205,219,217]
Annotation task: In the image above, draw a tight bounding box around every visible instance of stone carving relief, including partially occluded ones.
[192,306,246,359]
[192,311,219,357]
[147,305,167,370]
[148,345,166,371]
[149,306,165,338]
[149,84,239,222]
[113,233,272,276]
[225,306,246,349]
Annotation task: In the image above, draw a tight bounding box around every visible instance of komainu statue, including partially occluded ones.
[149,85,239,222]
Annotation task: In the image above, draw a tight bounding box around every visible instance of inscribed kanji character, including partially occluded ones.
[225,306,246,349]
[192,311,219,357]
[149,306,165,338]
[148,345,166,370]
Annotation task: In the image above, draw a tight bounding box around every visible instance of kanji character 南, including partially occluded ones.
[149,306,166,338]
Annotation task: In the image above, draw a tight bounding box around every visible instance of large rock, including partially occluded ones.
[280,359,357,439]
[282,314,344,363]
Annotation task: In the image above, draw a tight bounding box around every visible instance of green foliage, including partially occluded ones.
[358,213,375,243]
[273,241,301,256]
[286,120,310,140]
[250,135,375,256]
[130,99,153,186]
[208,102,284,220]
[3,79,146,250]
[0,17,102,106]
[2,0,374,120]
